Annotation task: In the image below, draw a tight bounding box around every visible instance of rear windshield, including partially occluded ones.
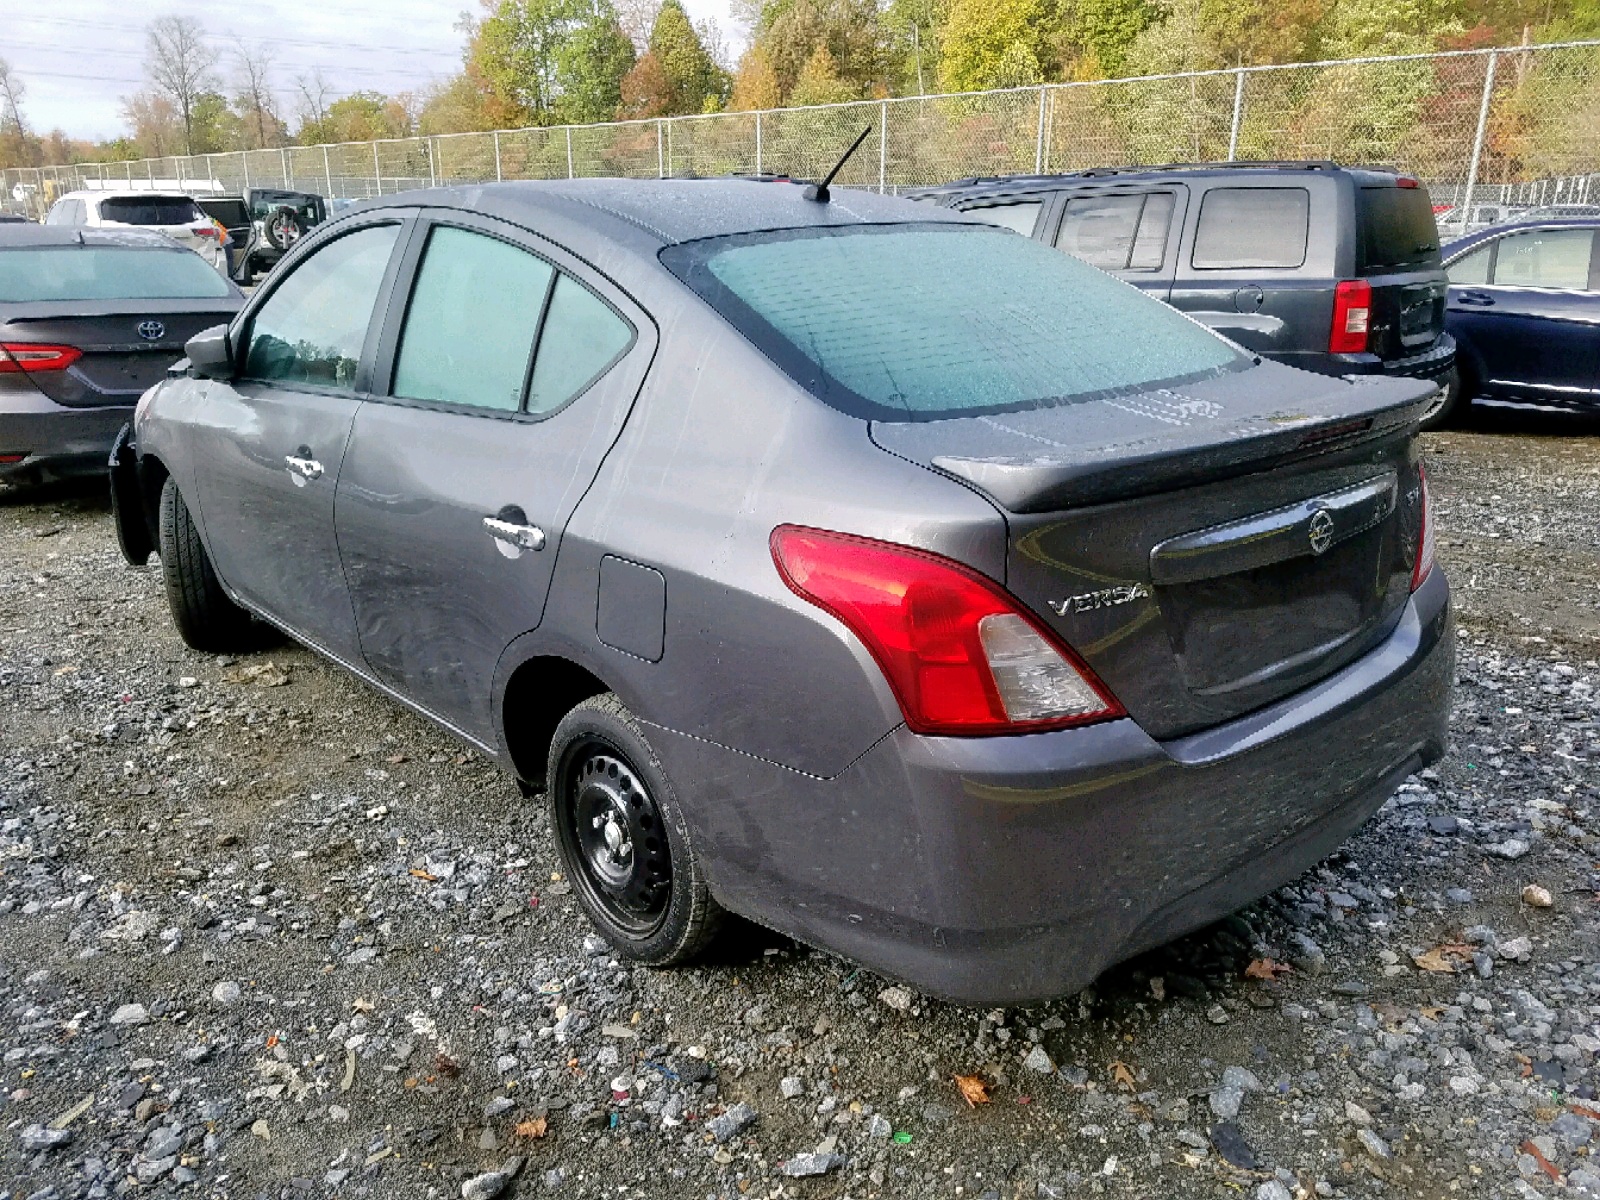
[0,247,232,302]
[98,196,203,226]
[199,199,250,226]
[660,224,1246,422]
[1359,186,1442,271]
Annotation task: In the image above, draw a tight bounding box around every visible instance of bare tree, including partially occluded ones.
[613,0,660,51]
[0,57,38,167]
[232,39,280,149]
[294,69,334,140]
[146,16,219,155]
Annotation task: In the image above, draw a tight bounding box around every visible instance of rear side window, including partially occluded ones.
[1359,186,1441,271]
[98,196,202,226]
[243,224,399,392]
[1192,188,1309,269]
[1056,192,1176,270]
[1489,227,1594,290]
[0,247,233,302]
[661,224,1246,422]
[527,276,634,415]
[965,202,1042,236]
[394,227,555,413]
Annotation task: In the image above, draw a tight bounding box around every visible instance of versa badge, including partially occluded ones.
[1049,582,1152,617]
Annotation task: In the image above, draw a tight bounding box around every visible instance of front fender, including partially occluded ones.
[109,423,154,566]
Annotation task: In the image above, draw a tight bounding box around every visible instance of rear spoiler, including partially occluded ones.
[924,376,1437,513]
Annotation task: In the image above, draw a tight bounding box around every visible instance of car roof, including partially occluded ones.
[1442,216,1600,258]
[0,224,192,249]
[56,190,200,201]
[905,161,1407,201]
[346,178,983,249]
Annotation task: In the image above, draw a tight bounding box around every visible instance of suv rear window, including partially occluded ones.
[98,196,203,226]
[1192,188,1309,269]
[0,247,232,301]
[661,224,1246,422]
[1359,186,1441,271]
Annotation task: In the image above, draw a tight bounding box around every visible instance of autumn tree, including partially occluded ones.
[940,0,1046,90]
[789,44,857,104]
[730,45,783,109]
[145,16,220,154]
[618,50,673,116]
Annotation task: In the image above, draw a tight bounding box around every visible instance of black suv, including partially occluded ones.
[909,162,1461,427]
[197,188,327,287]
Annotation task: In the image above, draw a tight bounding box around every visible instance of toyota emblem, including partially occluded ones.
[137,320,166,341]
[1308,508,1335,555]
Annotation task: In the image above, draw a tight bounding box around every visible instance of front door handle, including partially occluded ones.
[483,515,546,553]
[284,453,323,482]
[1456,290,1496,307]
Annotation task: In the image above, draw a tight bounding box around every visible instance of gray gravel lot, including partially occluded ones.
[2,410,1599,1200]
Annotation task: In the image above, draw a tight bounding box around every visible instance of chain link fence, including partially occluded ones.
[6,39,1599,231]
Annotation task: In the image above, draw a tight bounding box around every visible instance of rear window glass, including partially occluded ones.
[964,202,1042,236]
[1193,188,1309,269]
[98,196,202,226]
[0,247,233,301]
[661,224,1246,422]
[1359,186,1441,270]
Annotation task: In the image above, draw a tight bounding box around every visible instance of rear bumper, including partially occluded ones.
[1273,334,1457,385]
[655,567,1452,1004]
[0,387,130,484]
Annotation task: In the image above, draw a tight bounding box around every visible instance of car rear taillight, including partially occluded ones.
[1411,464,1436,592]
[0,453,27,464]
[770,525,1125,736]
[0,343,83,374]
[1396,177,1419,189]
[1329,280,1372,354]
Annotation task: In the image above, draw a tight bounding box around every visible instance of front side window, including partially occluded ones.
[662,224,1246,422]
[965,202,1043,236]
[394,227,555,412]
[1193,188,1310,270]
[243,224,400,391]
[1490,228,1594,290]
[1446,244,1491,286]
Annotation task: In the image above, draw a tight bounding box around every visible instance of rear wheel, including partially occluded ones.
[546,693,723,964]
[1418,367,1464,431]
[263,207,304,252]
[158,478,266,653]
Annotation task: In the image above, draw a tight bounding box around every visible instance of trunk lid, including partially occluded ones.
[871,361,1434,738]
[1,302,236,407]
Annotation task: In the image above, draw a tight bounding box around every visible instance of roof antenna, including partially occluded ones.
[804,126,873,203]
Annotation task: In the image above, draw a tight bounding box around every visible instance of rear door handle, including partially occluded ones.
[1456,291,1495,307]
[483,516,546,553]
[284,454,323,480]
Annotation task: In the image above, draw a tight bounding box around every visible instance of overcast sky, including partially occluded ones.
[9,0,745,144]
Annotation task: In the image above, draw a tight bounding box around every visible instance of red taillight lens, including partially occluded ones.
[0,343,83,374]
[1396,177,1419,189]
[1411,463,1436,592]
[1329,280,1372,354]
[770,525,1125,736]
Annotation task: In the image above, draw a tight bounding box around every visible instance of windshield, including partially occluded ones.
[98,196,203,226]
[661,224,1247,421]
[0,247,232,301]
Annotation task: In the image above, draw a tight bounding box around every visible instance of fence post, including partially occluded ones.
[428,138,437,187]
[1227,68,1246,161]
[755,111,763,175]
[879,100,889,193]
[277,147,288,188]
[1462,51,1497,224]
[242,150,250,190]
[566,128,574,178]
[657,120,665,178]
[323,146,333,195]
[373,142,382,196]
[1035,86,1048,173]
[494,130,503,181]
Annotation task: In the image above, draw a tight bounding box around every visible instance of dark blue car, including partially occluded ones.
[1442,218,1600,417]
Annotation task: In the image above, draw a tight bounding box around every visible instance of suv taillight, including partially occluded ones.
[771,525,1125,736]
[1330,280,1372,354]
[1411,464,1436,592]
[0,343,82,374]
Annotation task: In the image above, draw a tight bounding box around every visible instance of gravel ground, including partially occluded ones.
[2,409,1599,1200]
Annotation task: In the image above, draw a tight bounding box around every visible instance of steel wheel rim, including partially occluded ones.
[557,740,672,937]
[1423,382,1452,422]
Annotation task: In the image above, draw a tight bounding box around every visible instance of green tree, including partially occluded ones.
[789,44,857,104]
[556,8,636,122]
[1074,0,1159,76]
[649,0,723,113]
[939,0,1045,90]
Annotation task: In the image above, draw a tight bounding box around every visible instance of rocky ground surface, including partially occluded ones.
[1,407,1598,1200]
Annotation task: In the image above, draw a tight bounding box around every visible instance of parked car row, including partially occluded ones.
[92,173,1454,1003]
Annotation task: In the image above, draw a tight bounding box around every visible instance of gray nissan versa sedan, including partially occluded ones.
[109,178,1452,1004]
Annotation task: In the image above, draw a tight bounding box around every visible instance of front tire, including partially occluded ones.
[1419,367,1465,431]
[157,478,264,653]
[546,693,724,965]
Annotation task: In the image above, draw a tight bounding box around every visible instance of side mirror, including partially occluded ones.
[184,325,233,380]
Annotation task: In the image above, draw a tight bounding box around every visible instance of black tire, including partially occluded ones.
[263,207,304,252]
[157,478,264,653]
[1418,367,1465,432]
[546,693,723,965]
